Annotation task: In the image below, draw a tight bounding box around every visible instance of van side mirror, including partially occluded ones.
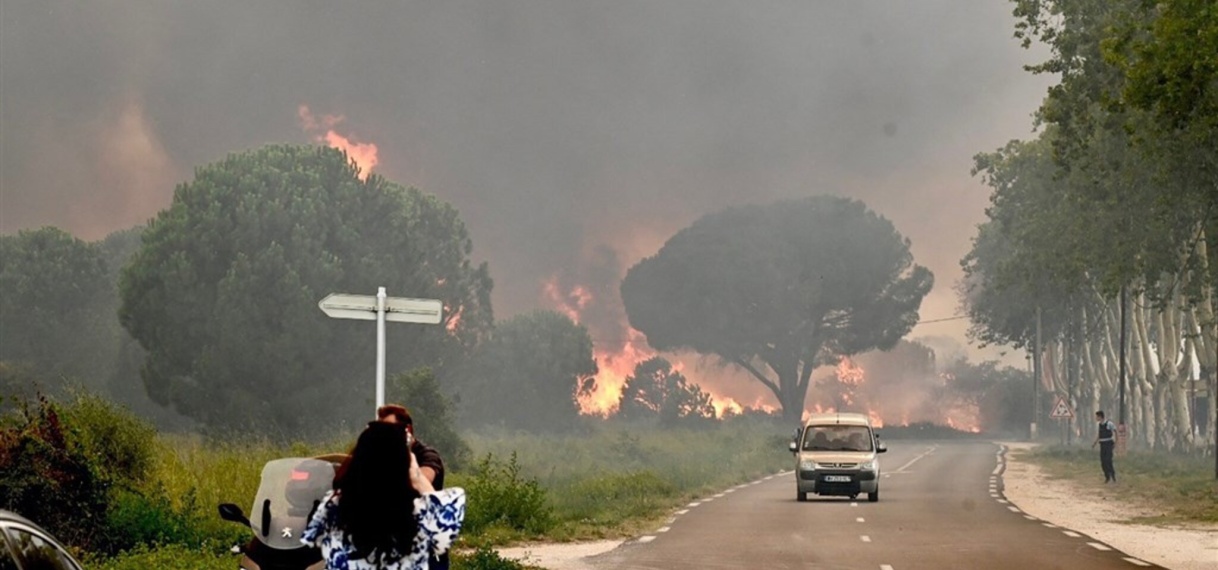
[876,442,887,453]
[788,441,798,453]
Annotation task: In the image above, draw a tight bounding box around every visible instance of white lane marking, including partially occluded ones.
[638,536,656,543]
[851,502,859,507]
[892,445,938,473]
[856,517,865,523]
[860,535,872,543]
[1123,557,1151,567]
[1042,523,1058,528]
[881,566,894,570]
[997,499,1009,504]
[1007,506,1020,512]
[714,493,725,498]
[1087,542,1112,551]
[687,502,701,507]
[1063,531,1081,538]
[675,509,689,515]
[992,466,1001,475]
[657,527,670,533]
[1024,515,1037,521]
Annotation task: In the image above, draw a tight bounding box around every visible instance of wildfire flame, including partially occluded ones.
[298,105,379,180]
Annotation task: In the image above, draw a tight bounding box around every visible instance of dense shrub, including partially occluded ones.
[390,367,471,470]
[0,394,112,551]
[0,392,172,554]
[458,453,553,535]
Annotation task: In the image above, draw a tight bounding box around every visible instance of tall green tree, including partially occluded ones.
[621,196,933,421]
[119,145,492,433]
[449,310,596,433]
[0,227,114,393]
[616,356,715,425]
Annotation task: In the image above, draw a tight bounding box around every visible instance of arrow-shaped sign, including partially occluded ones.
[319,293,443,324]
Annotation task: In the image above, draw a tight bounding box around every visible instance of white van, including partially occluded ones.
[788,412,886,502]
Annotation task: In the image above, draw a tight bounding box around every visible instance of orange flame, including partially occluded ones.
[298,105,379,180]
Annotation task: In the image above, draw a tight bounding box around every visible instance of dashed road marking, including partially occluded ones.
[675,509,689,515]
[714,493,725,498]
[1123,557,1151,567]
[880,566,894,570]
[1042,523,1057,529]
[1007,506,1020,512]
[1063,531,1081,538]
[1024,515,1037,521]
[860,535,872,543]
[638,536,656,543]
[687,502,701,508]
[856,517,865,523]
[851,502,859,507]
[1087,542,1111,551]
[997,499,1009,504]
[657,527,670,533]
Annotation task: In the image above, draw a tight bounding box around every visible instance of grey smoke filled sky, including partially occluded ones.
[1,1,1051,373]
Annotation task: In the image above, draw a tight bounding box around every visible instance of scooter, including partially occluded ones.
[218,454,347,570]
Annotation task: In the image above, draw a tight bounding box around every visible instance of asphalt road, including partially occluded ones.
[588,440,1165,570]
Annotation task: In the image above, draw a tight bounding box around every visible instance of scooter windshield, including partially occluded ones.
[250,457,335,550]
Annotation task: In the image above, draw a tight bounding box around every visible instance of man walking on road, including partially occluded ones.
[1091,410,1116,483]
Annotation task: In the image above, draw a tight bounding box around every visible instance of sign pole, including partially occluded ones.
[376,286,387,413]
[318,289,443,418]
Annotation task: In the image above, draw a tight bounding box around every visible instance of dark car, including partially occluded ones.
[0,511,83,570]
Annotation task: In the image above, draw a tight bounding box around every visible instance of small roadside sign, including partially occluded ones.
[1049,396,1074,419]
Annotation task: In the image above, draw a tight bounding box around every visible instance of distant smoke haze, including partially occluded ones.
[1,1,1051,376]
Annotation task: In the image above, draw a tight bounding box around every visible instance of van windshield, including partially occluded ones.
[801,425,873,452]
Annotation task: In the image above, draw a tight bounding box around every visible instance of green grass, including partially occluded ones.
[1024,446,1218,524]
[458,419,792,542]
[91,419,792,566]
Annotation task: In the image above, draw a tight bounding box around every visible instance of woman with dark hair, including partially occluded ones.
[302,421,465,569]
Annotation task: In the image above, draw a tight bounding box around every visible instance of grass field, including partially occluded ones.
[1024,446,1218,525]
[88,419,793,568]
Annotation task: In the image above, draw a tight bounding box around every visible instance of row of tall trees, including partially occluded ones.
[962,0,1216,450]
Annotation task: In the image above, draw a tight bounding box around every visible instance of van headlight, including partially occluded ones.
[858,459,876,471]
[800,460,819,471]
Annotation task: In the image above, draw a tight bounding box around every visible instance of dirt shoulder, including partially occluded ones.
[494,539,621,570]
[1000,442,1218,570]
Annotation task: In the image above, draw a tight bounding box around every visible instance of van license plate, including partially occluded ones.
[823,475,851,482]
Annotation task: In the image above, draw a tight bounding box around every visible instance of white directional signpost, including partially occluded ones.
[318,287,443,414]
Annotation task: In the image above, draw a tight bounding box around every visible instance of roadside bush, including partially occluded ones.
[457,452,553,536]
[0,394,112,551]
[0,391,173,554]
[452,545,530,570]
[390,367,471,470]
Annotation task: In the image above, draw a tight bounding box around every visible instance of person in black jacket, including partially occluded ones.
[378,404,449,569]
[1091,410,1117,483]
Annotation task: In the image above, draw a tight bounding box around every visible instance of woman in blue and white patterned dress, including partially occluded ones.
[302,421,465,569]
